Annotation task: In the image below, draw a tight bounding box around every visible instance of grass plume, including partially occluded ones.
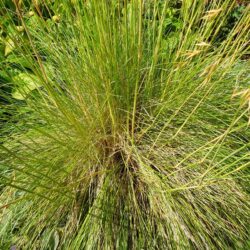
[0,0,249,249]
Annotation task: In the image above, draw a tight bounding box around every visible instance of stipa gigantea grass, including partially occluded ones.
[0,0,249,249]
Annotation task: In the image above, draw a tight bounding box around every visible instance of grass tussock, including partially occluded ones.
[0,0,249,249]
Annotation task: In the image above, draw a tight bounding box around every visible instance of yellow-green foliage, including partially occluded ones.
[0,1,249,249]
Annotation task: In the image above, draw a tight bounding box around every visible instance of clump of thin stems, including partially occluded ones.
[0,0,249,249]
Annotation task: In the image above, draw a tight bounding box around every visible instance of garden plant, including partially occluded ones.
[0,0,249,249]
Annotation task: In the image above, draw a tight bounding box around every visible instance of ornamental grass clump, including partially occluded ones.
[0,0,249,249]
